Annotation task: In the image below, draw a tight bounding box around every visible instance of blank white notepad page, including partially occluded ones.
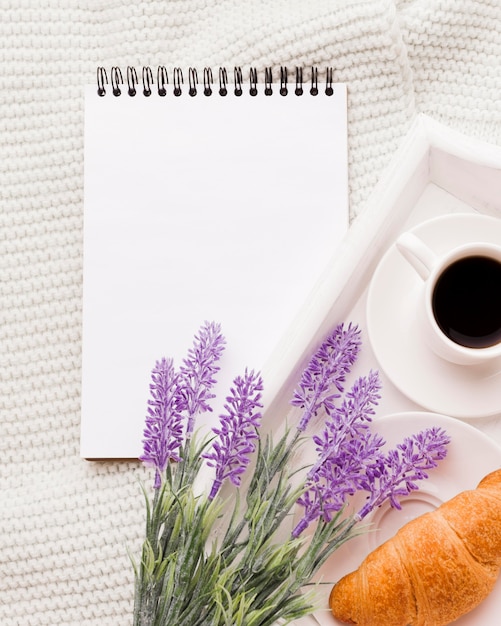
[81,77,348,458]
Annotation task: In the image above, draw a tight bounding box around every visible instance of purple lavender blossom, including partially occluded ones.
[356,427,451,519]
[204,369,263,500]
[178,321,226,438]
[309,370,382,479]
[291,323,361,432]
[293,425,450,537]
[291,364,451,538]
[292,427,450,537]
[305,430,386,521]
[140,358,184,489]
[292,371,383,537]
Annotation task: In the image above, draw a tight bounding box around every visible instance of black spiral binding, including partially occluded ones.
[96,66,336,98]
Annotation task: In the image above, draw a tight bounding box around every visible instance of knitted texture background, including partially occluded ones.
[1,0,501,624]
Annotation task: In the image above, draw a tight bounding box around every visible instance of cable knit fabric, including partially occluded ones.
[1,1,500,624]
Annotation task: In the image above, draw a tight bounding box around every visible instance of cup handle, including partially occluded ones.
[396,232,437,280]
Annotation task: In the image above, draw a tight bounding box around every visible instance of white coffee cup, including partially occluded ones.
[396,231,501,366]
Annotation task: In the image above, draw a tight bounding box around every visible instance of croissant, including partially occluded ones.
[329,468,501,626]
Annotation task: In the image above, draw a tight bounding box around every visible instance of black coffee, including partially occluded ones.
[432,255,501,349]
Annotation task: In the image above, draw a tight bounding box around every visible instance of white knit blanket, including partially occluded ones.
[1,1,501,624]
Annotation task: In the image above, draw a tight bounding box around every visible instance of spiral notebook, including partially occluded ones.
[81,66,348,459]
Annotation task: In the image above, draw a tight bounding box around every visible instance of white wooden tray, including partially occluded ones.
[265,113,501,442]
[272,114,501,626]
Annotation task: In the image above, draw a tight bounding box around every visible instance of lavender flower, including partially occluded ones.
[292,369,451,537]
[178,321,226,438]
[291,322,361,432]
[356,426,451,519]
[292,371,383,537]
[140,358,183,489]
[317,432,386,508]
[293,425,450,537]
[134,321,452,626]
[309,370,382,479]
[204,369,263,500]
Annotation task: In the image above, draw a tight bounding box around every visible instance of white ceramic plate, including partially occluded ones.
[311,411,501,626]
[366,213,501,418]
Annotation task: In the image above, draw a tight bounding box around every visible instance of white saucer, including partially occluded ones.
[366,213,501,418]
[313,412,501,626]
